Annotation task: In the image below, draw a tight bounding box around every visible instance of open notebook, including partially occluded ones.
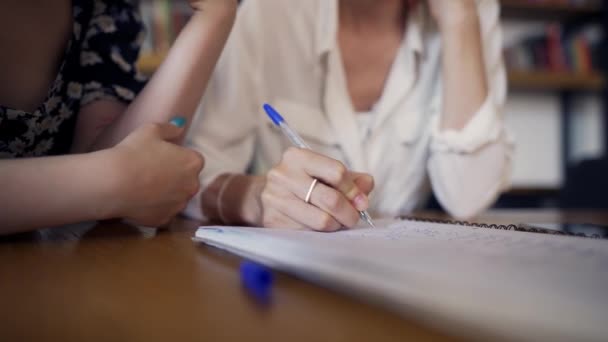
[194,218,608,341]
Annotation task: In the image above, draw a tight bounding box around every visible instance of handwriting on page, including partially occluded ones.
[299,219,606,261]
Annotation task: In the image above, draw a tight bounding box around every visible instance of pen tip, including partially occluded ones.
[360,211,376,228]
[263,103,284,126]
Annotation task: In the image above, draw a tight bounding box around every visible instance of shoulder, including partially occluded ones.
[74,0,146,105]
[82,0,142,34]
[241,0,319,17]
[232,0,324,61]
[237,0,322,34]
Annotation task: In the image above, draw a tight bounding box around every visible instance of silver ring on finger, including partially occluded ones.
[305,178,319,204]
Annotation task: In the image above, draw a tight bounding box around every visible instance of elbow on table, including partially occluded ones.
[440,190,498,220]
[429,151,511,220]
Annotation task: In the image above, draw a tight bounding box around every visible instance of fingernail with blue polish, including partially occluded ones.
[170,116,187,128]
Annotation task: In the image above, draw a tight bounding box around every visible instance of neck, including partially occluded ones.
[339,0,407,32]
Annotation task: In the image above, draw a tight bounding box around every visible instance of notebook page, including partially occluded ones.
[195,219,608,341]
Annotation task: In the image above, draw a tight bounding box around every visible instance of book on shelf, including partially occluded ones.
[504,24,603,75]
[139,0,193,57]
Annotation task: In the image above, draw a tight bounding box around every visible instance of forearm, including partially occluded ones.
[439,3,488,131]
[201,174,265,225]
[94,2,237,149]
[0,151,119,234]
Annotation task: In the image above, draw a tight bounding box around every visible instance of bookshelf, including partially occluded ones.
[499,0,607,207]
[137,0,190,74]
[501,0,605,92]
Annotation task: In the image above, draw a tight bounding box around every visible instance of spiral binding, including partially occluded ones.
[398,216,600,239]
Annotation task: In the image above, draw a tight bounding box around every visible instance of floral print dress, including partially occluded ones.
[0,0,146,158]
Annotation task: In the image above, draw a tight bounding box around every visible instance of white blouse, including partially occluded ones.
[185,0,512,220]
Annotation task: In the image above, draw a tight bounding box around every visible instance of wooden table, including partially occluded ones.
[1,210,606,341]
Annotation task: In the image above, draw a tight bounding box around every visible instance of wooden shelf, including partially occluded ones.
[507,187,560,196]
[139,56,606,92]
[508,70,605,91]
[501,0,603,20]
[137,53,167,74]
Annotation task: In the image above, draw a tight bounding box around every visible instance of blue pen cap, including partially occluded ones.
[263,103,284,126]
[240,261,273,302]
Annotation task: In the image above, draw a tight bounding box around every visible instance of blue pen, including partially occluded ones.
[240,261,273,303]
[263,103,376,229]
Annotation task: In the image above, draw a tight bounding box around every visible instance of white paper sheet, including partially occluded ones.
[194,219,608,341]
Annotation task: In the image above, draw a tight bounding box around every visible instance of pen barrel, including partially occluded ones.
[280,123,311,149]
